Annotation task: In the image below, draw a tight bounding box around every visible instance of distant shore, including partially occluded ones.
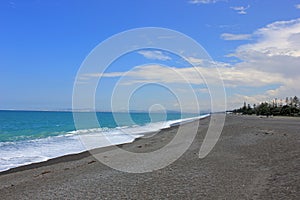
[0,115,299,199]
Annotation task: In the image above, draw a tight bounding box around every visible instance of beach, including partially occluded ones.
[0,114,299,199]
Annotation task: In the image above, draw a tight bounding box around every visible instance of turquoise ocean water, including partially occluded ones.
[0,110,208,172]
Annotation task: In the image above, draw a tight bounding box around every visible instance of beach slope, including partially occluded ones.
[0,115,299,199]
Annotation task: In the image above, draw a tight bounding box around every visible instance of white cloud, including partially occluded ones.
[221,33,252,40]
[235,18,300,57]
[189,0,223,4]
[91,64,284,88]
[138,50,171,61]
[184,56,204,65]
[226,18,300,108]
[230,5,250,14]
[88,62,288,111]
[295,4,300,9]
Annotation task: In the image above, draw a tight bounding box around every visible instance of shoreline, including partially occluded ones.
[1,115,299,199]
[0,115,210,175]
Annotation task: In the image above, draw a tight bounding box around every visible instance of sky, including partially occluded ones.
[1,0,300,112]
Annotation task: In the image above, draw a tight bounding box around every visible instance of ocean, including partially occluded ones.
[0,110,208,172]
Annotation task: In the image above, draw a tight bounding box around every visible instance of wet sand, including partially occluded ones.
[0,115,299,199]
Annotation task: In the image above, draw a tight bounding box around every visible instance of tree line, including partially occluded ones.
[232,96,300,117]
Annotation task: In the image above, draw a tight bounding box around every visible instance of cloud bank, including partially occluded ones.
[228,18,300,105]
[82,18,300,110]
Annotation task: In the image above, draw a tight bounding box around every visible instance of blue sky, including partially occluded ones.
[1,0,300,112]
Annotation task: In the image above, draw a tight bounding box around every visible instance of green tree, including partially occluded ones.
[280,105,291,116]
[256,102,271,116]
[232,96,299,117]
[293,96,299,108]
